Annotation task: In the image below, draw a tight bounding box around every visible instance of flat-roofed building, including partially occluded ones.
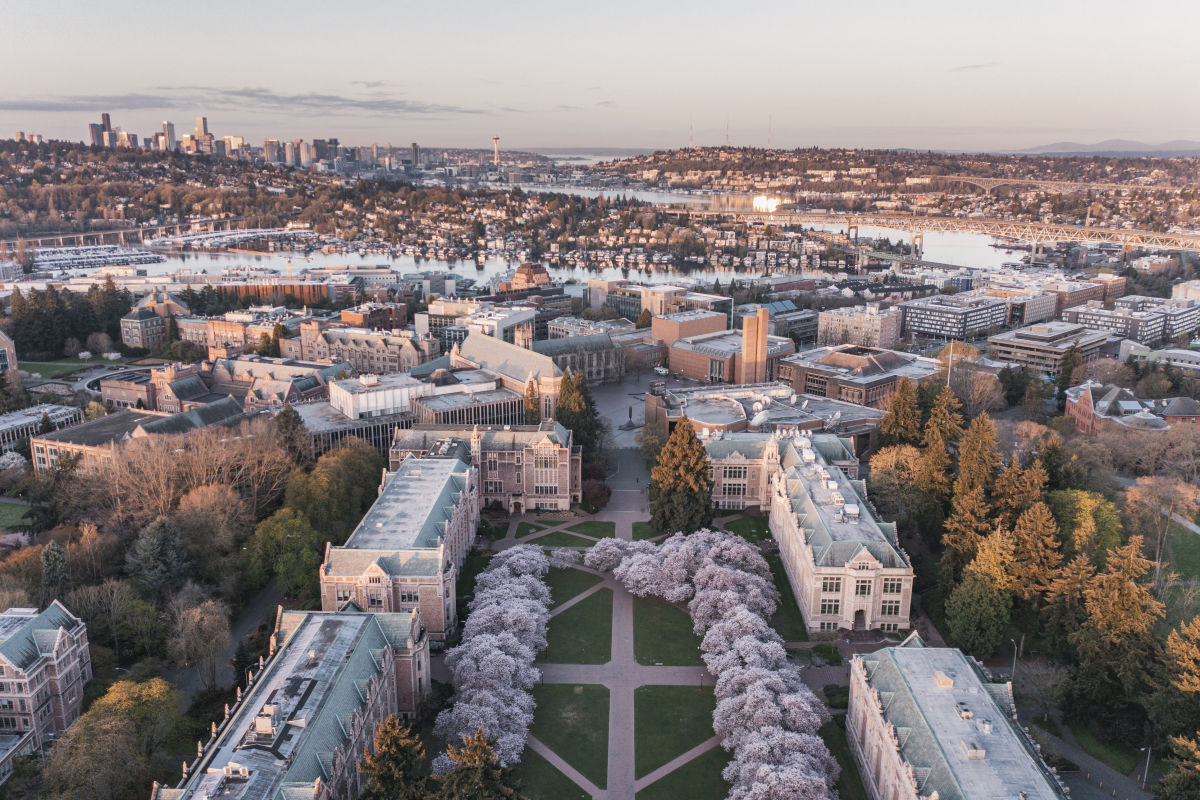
[150,607,429,800]
[319,457,479,642]
[763,432,913,633]
[898,294,1007,340]
[0,331,16,376]
[390,422,581,512]
[339,302,406,331]
[735,301,818,343]
[776,345,941,409]
[987,322,1108,377]
[848,637,1069,800]
[0,404,82,453]
[817,305,902,348]
[291,401,413,456]
[651,310,728,347]
[645,382,885,456]
[546,316,636,339]
[668,317,796,383]
[977,287,1058,327]
[1061,301,1166,345]
[1040,279,1105,315]
[0,602,91,752]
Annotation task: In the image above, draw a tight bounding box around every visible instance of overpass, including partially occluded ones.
[0,216,276,249]
[682,209,1200,252]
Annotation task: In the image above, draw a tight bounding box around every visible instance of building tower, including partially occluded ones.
[101,113,111,133]
[410,142,420,167]
[195,117,208,139]
[162,121,175,151]
[492,136,499,166]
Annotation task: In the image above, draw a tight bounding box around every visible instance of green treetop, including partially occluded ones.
[650,415,714,535]
[879,378,921,446]
[952,413,1000,499]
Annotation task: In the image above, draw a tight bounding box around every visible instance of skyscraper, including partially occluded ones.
[411,142,421,167]
[194,117,208,139]
[283,140,296,166]
[101,113,111,133]
[88,123,104,147]
[162,121,176,151]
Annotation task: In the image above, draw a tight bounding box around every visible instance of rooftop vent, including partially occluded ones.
[956,701,973,720]
[934,671,954,688]
[960,739,986,760]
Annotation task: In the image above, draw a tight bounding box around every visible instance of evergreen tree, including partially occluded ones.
[924,385,965,448]
[994,457,1048,528]
[1153,618,1200,738]
[636,308,652,328]
[1069,536,1164,713]
[554,370,600,462]
[125,517,191,602]
[1159,736,1200,799]
[649,415,714,535]
[946,528,1015,657]
[1021,380,1050,421]
[523,381,540,425]
[433,729,519,800]
[879,378,921,446]
[1047,489,1123,566]
[952,413,1000,499]
[361,715,430,800]
[1040,554,1096,659]
[40,540,67,599]
[37,412,54,434]
[916,438,953,503]
[1009,501,1063,602]
[940,486,991,590]
[273,403,309,464]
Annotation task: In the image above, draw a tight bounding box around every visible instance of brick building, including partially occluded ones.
[776,345,941,409]
[668,309,795,383]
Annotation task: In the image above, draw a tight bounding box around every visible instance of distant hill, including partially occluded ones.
[1017,139,1200,156]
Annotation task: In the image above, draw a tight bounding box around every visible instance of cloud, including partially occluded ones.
[948,61,1001,73]
[0,86,481,116]
[596,100,616,107]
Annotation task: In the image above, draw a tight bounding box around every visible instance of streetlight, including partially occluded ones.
[1009,638,1018,685]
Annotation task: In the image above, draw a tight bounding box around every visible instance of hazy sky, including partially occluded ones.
[2,0,1196,152]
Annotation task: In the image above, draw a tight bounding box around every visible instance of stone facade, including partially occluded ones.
[284,321,439,375]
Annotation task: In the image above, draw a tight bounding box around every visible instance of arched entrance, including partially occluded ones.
[512,501,522,514]
[853,610,866,631]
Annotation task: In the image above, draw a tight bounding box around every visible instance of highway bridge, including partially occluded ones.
[920,175,1180,194]
[0,216,278,249]
[682,209,1200,252]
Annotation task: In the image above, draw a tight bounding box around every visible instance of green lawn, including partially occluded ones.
[545,567,603,609]
[633,521,660,541]
[531,531,597,548]
[1068,721,1142,774]
[633,596,703,666]
[634,686,716,778]
[20,360,97,378]
[542,590,613,664]
[812,643,843,666]
[516,522,546,539]
[766,555,807,642]
[513,747,590,800]
[0,503,31,532]
[820,717,869,800]
[1166,523,1200,581]
[722,515,771,543]
[567,520,616,538]
[635,745,729,800]
[456,550,492,600]
[530,683,610,789]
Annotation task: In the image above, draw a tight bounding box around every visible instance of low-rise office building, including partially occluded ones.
[319,456,479,642]
[546,316,636,339]
[150,607,429,800]
[848,637,1068,800]
[987,322,1108,377]
[668,310,796,383]
[735,301,818,343]
[0,404,82,453]
[776,345,941,409]
[898,294,1007,340]
[652,310,728,347]
[1061,302,1166,345]
[390,422,581,512]
[817,305,902,348]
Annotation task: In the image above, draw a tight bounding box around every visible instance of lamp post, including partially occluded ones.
[1010,637,1018,685]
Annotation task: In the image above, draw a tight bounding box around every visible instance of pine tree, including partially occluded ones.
[916,438,953,503]
[37,413,54,435]
[1010,501,1063,601]
[433,729,519,800]
[636,308,652,328]
[523,381,540,425]
[1040,554,1096,659]
[1070,536,1165,708]
[946,528,1015,657]
[1159,736,1200,798]
[940,486,991,591]
[952,413,1000,498]
[125,517,191,602]
[361,715,430,800]
[231,640,252,689]
[40,540,67,599]
[273,403,309,464]
[650,415,714,535]
[1057,342,1084,404]
[879,378,921,446]
[1153,618,1200,737]
[924,385,965,448]
[555,369,600,462]
[994,457,1048,528]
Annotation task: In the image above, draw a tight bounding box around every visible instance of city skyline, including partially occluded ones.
[2,0,1198,151]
